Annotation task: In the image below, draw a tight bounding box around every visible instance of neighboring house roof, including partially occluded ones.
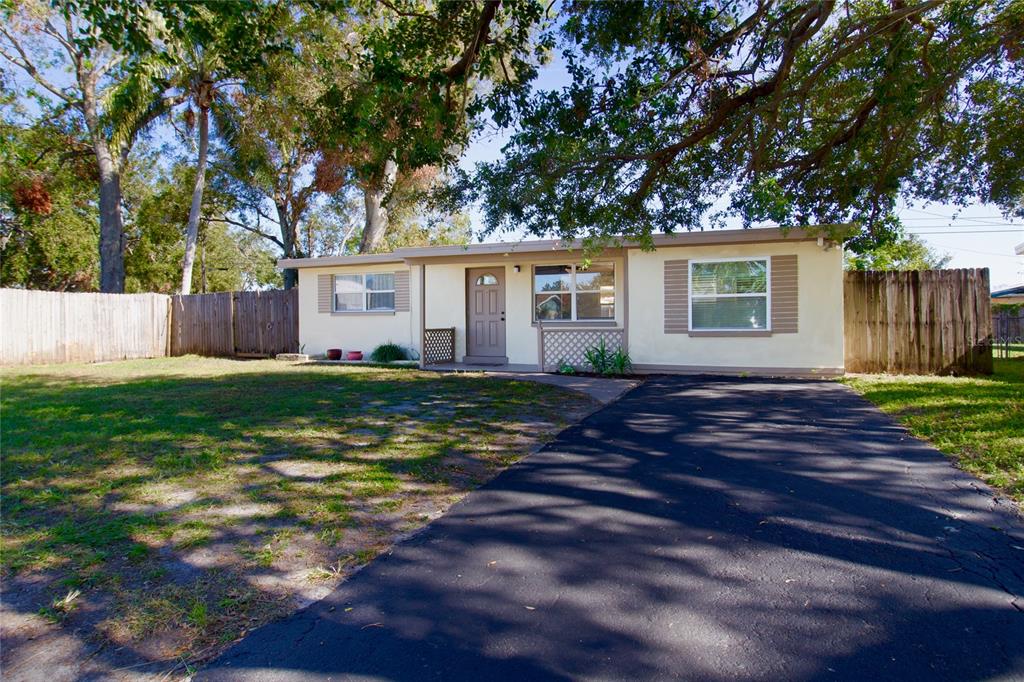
[279,225,855,269]
[992,284,1024,299]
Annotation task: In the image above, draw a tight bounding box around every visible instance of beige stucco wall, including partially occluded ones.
[424,257,626,365]
[297,263,420,358]
[627,240,845,372]
[296,242,841,372]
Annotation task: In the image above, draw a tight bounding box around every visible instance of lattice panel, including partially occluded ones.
[542,328,624,371]
[424,327,456,364]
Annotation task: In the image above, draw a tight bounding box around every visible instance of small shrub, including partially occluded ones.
[584,339,613,374]
[558,360,576,375]
[609,347,632,375]
[584,339,632,375]
[370,342,408,363]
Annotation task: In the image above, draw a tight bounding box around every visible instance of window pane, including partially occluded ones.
[575,263,614,291]
[335,274,363,292]
[534,265,571,293]
[335,293,363,311]
[365,273,394,292]
[576,263,614,319]
[692,261,767,295]
[692,297,767,329]
[367,292,395,310]
[335,275,364,311]
[577,292,614,319]
[535,293,571,320]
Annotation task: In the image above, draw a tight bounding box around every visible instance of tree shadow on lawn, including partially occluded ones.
[199,376,1024,682]
[0,364,592,679]
[843,358,1024,502]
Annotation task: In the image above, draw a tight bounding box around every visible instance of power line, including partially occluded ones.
[901,207,1011,223]
[926,242,1023,258]
[905,229,1024,234]
[897,216,1016,222]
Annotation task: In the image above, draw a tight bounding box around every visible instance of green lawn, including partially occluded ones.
[842,359,1024,507]
[1,357,591,670]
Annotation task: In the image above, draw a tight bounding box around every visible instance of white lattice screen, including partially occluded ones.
[541,328,625,371]
[423,327,456,364]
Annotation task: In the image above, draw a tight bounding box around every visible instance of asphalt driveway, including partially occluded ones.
[201,376,1024,681]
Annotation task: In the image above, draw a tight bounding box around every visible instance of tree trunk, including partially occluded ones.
[277,201,300,290]
[358,159,398,253]
[95,139,126,293]
[180,99,211,295]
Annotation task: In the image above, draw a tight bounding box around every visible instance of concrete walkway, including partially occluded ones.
[428,365,639,405]
[200,375,1024,681]
[483,371,639,405]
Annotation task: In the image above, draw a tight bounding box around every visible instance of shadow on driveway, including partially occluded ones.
[200,376,1024,681]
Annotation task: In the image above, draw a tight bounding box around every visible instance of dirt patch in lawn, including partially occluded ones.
[0,357,595,680]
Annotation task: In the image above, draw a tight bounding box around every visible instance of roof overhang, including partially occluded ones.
[992,285,1024,298]
[277,224,856,270]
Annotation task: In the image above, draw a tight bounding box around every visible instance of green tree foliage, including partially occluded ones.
[0,0,195,292]
[467,0,1023,251]
[1,114,99,290]
[313,0,551,252]
[845,233,952,271]
[125,159,280,293]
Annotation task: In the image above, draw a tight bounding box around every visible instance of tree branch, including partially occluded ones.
[0,27,75,103]
[208,216,285,248]
[443,0,500,81]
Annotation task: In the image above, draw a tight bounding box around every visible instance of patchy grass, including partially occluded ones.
[842,359,1024,507]
[0,357,592,676]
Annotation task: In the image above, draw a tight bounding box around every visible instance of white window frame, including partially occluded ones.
[532,262,616,322]
[333,273,396,313]
[688,257,772,332]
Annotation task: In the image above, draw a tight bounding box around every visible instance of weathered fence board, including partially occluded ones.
[169,289,298,357]
[2,287,299,365]
[0,288,169,365]
[169,292,234,356]
[844,269,992,375]
[231,289,299,356]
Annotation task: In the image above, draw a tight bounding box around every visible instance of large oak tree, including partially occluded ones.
[468,0,1023,251]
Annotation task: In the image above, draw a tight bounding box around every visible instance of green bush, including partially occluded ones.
[370,342,408,363]
[584,339,632,375]
[558,360,576,375]
[609,347,632,375]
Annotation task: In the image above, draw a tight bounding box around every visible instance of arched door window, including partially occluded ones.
[475,273,499,286]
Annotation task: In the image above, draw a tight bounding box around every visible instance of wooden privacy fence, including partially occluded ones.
[169,289,298,357]
[844,269,992,375]
[1,287,298,365]
[0,288,169,365]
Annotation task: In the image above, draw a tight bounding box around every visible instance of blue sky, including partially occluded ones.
[460,53,1024,290]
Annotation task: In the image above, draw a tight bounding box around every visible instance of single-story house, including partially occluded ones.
[280,227,847,376]
[991,284,1024,306]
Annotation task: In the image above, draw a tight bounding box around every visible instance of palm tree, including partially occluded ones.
[178,47,225,295]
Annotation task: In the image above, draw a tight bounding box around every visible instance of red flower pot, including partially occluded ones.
[346,351,363,361]
[326,348,343,361]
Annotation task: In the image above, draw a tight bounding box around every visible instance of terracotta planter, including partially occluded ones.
[326,348,343,361]
[346,351,363,361]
